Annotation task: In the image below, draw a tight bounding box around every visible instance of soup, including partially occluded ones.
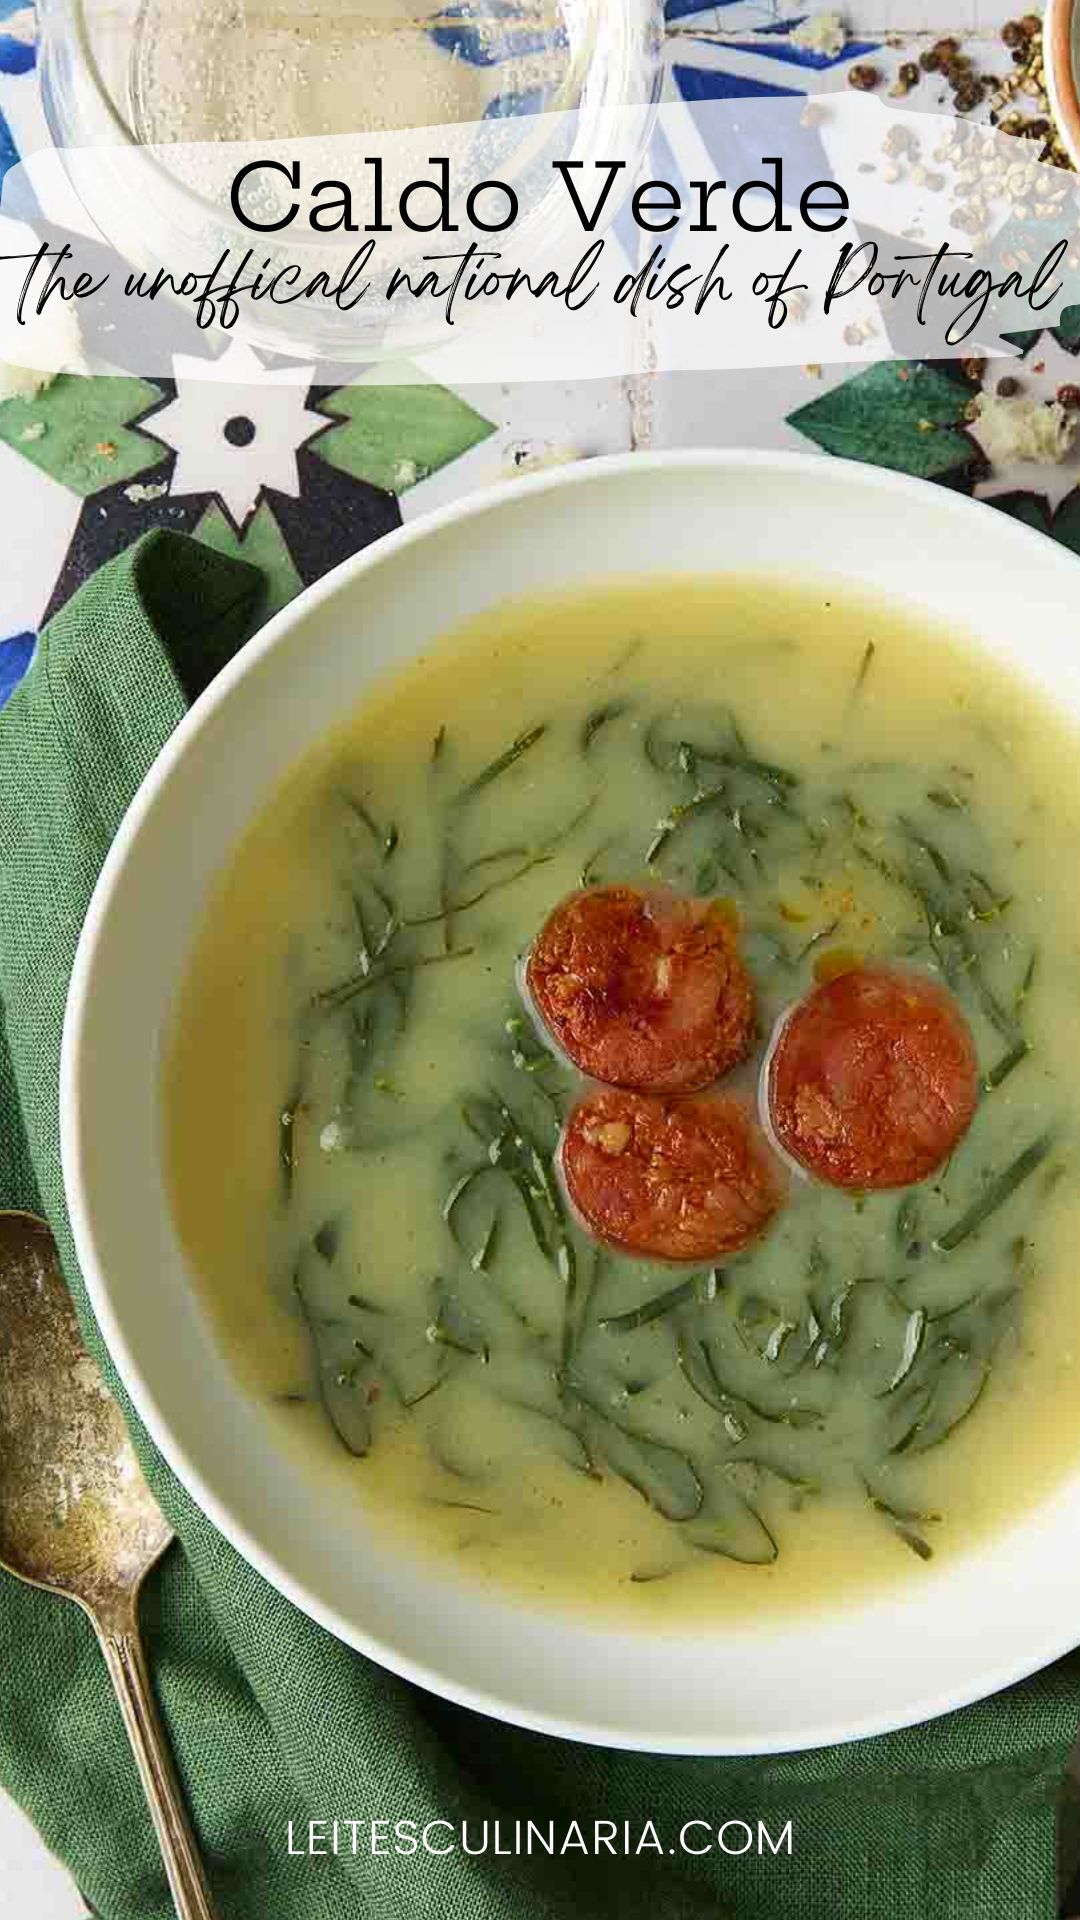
[165,577,1080,1623]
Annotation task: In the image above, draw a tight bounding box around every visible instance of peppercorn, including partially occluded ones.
[1020,13,1041,37]
[847,63,880,90]
[1058,384,1080,410]
[996,376,1021,397]
[1002,19,1024,46]
[919,48,940,71]
[961,357,987,383]
[899,60,919,87]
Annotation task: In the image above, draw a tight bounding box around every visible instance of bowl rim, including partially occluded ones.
[60,446,1080,1754]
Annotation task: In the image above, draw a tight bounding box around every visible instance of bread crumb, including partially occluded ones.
[504,439,579,477]
[972,390,1078,465]
[791,10,847,57]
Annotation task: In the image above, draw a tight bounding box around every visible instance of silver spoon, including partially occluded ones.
[0,1211,218,1920]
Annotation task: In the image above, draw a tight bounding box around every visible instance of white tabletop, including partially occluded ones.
[0,1791,87,1918]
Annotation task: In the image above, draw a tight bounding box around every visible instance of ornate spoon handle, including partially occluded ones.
[98,1622,218,1920]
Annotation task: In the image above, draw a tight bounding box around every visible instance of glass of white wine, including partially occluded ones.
[35,0,662,360]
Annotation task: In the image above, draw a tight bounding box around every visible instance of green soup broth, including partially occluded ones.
[164,576,1080,1625]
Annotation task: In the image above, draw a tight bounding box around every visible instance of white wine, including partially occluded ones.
[129,0,577,145]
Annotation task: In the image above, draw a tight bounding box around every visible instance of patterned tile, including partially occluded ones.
[312,378,494,494]
[0,0,1078,728]
[788,360,984,483]
[0,628,32,707]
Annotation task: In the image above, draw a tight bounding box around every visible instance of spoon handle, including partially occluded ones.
[98,1626,218,1920]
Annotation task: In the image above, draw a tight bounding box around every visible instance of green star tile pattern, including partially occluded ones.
[1052,307,1080,351]
[0,375,163,497]
[312,380,494,493]
[987,486,1080,554]
[788,363,981,486]
[193,501,303,622]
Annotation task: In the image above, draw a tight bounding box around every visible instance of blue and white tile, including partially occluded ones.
[0,438,81,633]
[398,376,634,522]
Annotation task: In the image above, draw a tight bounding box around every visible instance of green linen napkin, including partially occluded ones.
[1,528,1079,1920]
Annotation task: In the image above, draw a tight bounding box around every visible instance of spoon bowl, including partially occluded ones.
[0,1210,171,1626]
[0,1210,217,1918]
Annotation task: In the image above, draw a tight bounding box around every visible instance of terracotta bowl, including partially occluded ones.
[1046,0,1080,168]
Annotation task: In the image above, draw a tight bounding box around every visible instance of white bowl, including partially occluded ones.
[61,450,1080,1755]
